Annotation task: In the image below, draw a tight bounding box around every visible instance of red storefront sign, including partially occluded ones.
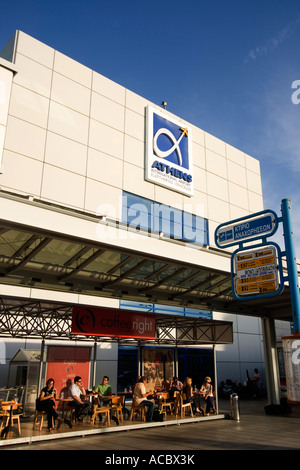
[72,306,156,340]
[46,346,91,404]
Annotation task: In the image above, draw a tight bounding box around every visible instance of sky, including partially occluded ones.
[1,0,300,258]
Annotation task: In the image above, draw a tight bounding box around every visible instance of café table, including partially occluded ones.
[57,397,73,419]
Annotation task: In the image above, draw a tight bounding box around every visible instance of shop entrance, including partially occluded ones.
[178,347,214,391]
[117,345,215,393]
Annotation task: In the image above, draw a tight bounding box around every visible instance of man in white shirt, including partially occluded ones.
[68,376,90,421]
[133,376,154,422]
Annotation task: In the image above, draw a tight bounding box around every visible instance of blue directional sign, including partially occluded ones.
[215,210,278,248]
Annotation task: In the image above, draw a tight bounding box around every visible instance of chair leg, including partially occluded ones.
[39,413,44,431]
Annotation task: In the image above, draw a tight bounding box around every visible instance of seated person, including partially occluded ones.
[199,376,216,415]
[133,376,155,422]
[68,376,90,421]
[94,376,112,405]
[36,378,64,431]
[169,376,183,399]
[183,377,202,415]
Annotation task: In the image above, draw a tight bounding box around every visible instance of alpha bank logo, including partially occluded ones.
[145,106,193,196]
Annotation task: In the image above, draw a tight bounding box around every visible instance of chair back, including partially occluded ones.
[158,392,169,401]
[92,396,100,406]
[111,396,122,406]
[119,395,125,406]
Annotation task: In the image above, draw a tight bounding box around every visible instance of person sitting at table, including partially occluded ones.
[183,377,202,415]
[169,376,183,400]
[68,376,90,422]
[133,375,141,393]
[37,378,71,431]
[133,376,155,422]
[199,376,217,415]
[94,376,112,406]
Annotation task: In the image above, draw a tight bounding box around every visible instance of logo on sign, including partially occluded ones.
[72,306,156,340]
[145,106,193,196]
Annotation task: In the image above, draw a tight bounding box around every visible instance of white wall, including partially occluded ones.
[0,31,263,232]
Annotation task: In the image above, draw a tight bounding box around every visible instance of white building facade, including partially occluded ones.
[0,31,291,403]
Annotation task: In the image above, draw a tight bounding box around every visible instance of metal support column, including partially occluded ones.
[37,339,45,397]
[92,341,97,388]
[174,346,178,378]
[261,317,281,404]
[213,344,218,413]
[281,198,300,333]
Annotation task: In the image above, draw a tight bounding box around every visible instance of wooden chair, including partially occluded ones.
[158,392,173,417]
[173,391,182,418]
[203,392,217,415]
[91,397,110,426]
[33,398,55,430]
[130,402,146,422]
[33,410,54,431]
[110,396,124,424]
[180,393,194,418]
[0,401,22,436]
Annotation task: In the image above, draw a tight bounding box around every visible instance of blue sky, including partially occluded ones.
[1,0,300,256]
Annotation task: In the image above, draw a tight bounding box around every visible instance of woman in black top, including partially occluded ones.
[37,378,69,431]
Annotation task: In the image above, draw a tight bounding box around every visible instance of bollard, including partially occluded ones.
[230,393,240,421]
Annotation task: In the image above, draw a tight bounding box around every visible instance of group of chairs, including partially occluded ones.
[34,391,201,431]
[33,395,125,431]
[0,400,23,437]
[1,390,212,437]
[130,391,203,422]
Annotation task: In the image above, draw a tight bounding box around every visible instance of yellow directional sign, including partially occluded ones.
[233,245,280,297]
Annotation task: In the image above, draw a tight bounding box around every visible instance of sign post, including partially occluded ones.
[215,198,300,406]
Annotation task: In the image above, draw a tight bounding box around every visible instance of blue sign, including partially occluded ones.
[145,106,193,196]
[215,210,278,248]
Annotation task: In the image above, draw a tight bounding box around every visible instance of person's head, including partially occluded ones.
[173,376,178,382]
[184,377,192,387]
[46,378,54,387]
[74,376,82,385]
[139,376,146,383]
[254,368,258,374]
[204,376,212,384]
[102,376,109,385]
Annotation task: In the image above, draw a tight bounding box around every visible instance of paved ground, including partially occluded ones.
[2,398,300,454]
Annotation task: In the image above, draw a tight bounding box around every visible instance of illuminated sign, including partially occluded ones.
[72,306,155,339]
[145,106,193,196]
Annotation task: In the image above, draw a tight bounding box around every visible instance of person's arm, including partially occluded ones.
[140,383,152,398]
[39,388,55,401]
[205,385,213,399]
